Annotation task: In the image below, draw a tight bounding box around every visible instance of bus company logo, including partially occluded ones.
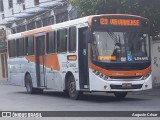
[62,62,76,68]
[135,73,143,76]
[112,72,124,76]
[62,62,69,68]
[134,57,148,61]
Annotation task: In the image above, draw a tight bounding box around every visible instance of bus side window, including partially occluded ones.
[16,38,24,57]
[8,40,16,58]
[46,31,56,54]
[16,39,19,57]
[69,26,77,52]
[57,29,67,53]
[28,36,34,55]
[24,37,28,56]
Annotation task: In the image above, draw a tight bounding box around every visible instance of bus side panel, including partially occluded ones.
[45,54,65,91]
[59,53,79,91]
[8,59,24,86]
[8,58,25,86]
[8,57,37,87]
[25,56,38,88]
[45,53,79,91]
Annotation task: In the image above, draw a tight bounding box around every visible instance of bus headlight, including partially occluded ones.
[103,75,109,80]
[92,70,109,80]
[99,73,109,80]
[142,71,151,80]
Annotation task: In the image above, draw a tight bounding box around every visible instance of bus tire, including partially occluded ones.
[68,75,82,100]
[114,92,127,99]
[25,74,36,94]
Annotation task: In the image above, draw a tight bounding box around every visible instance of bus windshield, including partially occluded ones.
[92,31,150,62]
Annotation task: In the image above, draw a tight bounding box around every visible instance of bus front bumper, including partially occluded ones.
[89,72,152,92]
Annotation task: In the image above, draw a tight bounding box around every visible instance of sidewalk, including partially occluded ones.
[0,78,9,85]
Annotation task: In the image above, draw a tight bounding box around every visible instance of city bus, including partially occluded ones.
[7,14,152,99]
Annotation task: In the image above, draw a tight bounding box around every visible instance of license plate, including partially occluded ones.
[122,83,132,88]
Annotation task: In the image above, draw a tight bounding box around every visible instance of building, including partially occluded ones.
[152,35,160,87]
[0,0,77,79]
[0,0,70,33]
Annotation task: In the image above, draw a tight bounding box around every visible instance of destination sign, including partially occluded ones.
[100,18,140,26]
[91,15,149,31]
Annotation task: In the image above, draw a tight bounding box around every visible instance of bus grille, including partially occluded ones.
[109,76,142,79]
[110,84,143,89]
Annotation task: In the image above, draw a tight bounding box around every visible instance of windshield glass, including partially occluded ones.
[92,31,150,62]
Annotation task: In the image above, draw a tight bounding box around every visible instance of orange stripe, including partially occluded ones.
[25,54,60,71]
[45,54,60,71]
[21,26,52,36]
[90,62,151,77]
[26,56,35,63]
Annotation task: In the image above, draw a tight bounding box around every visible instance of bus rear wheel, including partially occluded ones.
[114,92,127,99]
[25,74,37,94]
[68,75,82,100]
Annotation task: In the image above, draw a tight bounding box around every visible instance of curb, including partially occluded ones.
[0,79,10,85]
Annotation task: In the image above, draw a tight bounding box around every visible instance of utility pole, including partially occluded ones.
[0,26,7,79]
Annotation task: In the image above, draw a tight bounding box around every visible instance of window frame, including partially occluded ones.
[57,28,68,53]
[8,0,13,8]
[34,0,39,5]
[16,38,25,57]
[27,36,34,56]
[68,26,77,53]
[46,31,56,54]
[8,39,16,58]
[17,0,24,4]
[0,0,4,12]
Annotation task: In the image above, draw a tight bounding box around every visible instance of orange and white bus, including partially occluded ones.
[7,14,152,99]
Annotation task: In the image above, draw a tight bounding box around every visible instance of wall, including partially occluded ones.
[0,55,2,80]
[152,39,160,87]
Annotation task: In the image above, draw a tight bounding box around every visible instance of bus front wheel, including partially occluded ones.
[68,75,82,100]
[114,92,127,99]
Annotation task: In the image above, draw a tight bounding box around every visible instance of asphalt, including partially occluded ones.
[0,78,160,96]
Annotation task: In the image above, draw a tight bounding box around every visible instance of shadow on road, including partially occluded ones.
[14,91,150,103]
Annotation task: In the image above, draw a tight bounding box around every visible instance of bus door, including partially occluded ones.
[35,33,46,87]
[78,27,89,89]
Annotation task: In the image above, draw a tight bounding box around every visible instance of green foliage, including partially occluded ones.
[69,0,160,36]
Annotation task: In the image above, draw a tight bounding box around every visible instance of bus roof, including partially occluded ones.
[7,14,148,40]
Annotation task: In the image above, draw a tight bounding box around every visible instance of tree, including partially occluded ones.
[68,0,160,37]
